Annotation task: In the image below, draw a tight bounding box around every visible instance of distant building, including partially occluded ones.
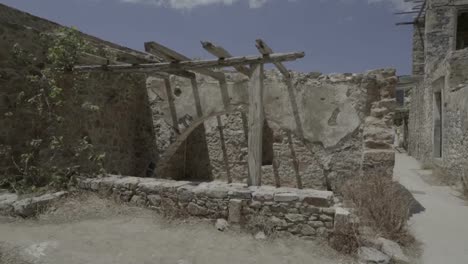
[405,0,468,186]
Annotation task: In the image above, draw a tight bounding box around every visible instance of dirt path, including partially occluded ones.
[0,194,354,264]
[394,153,468,264]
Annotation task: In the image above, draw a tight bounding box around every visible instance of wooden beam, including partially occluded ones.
[287,132,303,189]
[145,41,225,81]
[255,39,291,78]
[74,51,305,73]
[247,64,265,186]
[201,41,251,77]
[143,44,198,79]
[190,78,203,118]
[164,78,179,133]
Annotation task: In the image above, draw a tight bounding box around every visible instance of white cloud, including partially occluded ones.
[120,0,273,9]
[367,0,414,12]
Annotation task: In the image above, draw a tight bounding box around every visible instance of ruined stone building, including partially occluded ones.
[0,3,397,194]
[407,0,468,187]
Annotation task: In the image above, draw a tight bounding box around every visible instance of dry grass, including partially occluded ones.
[340,172,415,245]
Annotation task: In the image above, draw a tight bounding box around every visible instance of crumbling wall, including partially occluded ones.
[408,0,468,183]
[0,4,156,177]
[148,69,397,190]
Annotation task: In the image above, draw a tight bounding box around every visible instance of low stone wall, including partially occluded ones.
[77,175,338,239]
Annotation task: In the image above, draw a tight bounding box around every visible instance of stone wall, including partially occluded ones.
[408,0,468,184]
[0,4,156,177]
[77,175,337,239]
[148,69,397,190]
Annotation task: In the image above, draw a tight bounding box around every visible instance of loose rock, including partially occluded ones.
[215,219,229,231]
[357,247,390,264]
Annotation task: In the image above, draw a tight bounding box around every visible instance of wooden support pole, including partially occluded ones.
[216,116,232,183]
[190,78,203,118]
[287,132,303,189]
[164,78,179,133]
[73,52,305,73]
[247,64,264,186]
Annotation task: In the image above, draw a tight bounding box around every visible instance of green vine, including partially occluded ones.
[2,27,106,194]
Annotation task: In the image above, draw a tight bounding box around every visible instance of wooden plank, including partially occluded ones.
[247,64,265,186]
[190,78,203,118]
[145,41,225,81]
[201,41,251,77]
[218,78,231,109]
[285,78,304,138]
[74,51,305,73]
[164,78,179,133]
[255,39,291,78]
[216,116,232,183]
[287,132,303,189]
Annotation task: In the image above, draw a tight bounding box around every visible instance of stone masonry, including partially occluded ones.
[408,0,468,185]
[77,175,338,239]
[148,69,397,190]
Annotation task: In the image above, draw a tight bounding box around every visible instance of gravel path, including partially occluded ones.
[394,153,468,264]
[0,194,354,264]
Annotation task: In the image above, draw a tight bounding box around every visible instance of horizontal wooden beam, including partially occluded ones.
[201,41,251,77]
[74,51,305,73]
[255,39,291,78]
[145,41,225,81]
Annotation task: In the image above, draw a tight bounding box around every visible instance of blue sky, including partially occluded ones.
[0,0,416,75]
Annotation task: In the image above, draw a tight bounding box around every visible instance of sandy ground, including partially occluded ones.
[394,153,468,264]
[0,194,355,264]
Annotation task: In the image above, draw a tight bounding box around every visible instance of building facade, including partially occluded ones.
[408,0,468,187]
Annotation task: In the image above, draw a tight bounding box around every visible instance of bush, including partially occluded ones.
[340,172,415,245]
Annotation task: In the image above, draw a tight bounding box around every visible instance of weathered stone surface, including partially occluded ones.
[0,193,18,215]
[147,195,161,206]
[334,207,351,231]
[187,202,208,216]
[274,192,298,202]
[215,219,229,231]
[251,187,275,201]
[12,192,67,218]
[300,224,316,236]
[130,195,146,207]
[299,190,333,207]
[357,247,390,264]
[377,238,409,264]
[228,199,242,223]
[285,213,305,222]
[114,177,141,190]
[255,231,267,240]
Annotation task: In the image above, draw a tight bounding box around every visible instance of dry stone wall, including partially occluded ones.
[77,175,337,239]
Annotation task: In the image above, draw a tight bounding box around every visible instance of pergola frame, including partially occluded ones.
[74,40,305,187]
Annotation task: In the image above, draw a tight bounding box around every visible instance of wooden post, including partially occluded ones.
[164,78,179,133]
[248,63,264,186]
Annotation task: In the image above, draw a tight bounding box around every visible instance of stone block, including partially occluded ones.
[147,195,162,206]
[299,190,333,207]
[274,192,299,202]
[130,195,146,207]
[300,224,316,236]
[357,247,390,264]
[228,199,243,224]
[251,187,275,201]
[114,177,141,190]
[187,202,208,216]
[377,238,409,264]
[285,213,305,222]
[334,207,351,231]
